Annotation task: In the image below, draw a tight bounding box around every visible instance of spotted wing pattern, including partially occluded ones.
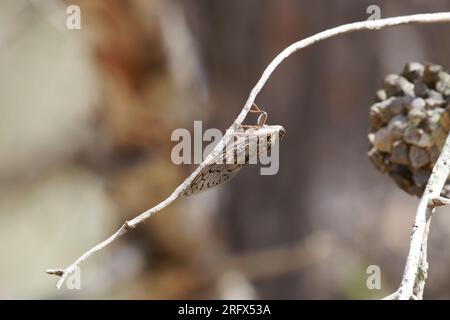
[183,163,244,196]
[182,125,283,196]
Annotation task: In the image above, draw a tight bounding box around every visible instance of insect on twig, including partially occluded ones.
[183,103,285,195]
[46,13,450,290]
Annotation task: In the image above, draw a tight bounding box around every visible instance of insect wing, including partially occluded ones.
[183,163,244,196]
[183,126,284,196]
[183,133,250,195]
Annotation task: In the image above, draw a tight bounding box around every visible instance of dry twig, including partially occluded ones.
[383,134,450,300]
[47,12,450,290]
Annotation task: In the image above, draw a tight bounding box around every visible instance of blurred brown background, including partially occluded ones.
[0,0,449,299]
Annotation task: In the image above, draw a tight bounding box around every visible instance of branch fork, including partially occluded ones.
[383,133,450,300]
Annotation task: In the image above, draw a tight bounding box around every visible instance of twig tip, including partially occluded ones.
[46,269,64,277]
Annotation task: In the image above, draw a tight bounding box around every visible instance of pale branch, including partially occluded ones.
[412,216,431,300]
[383,133,450,300]
[47,12,450,290]
[412,195,450,299]
[382,291,400,300]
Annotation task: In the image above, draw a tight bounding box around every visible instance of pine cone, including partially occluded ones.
[368,62,450,197]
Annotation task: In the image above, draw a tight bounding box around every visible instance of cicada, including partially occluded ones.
[183,104,285,196]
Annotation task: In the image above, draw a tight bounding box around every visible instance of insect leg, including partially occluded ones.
[249,103,262,113]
